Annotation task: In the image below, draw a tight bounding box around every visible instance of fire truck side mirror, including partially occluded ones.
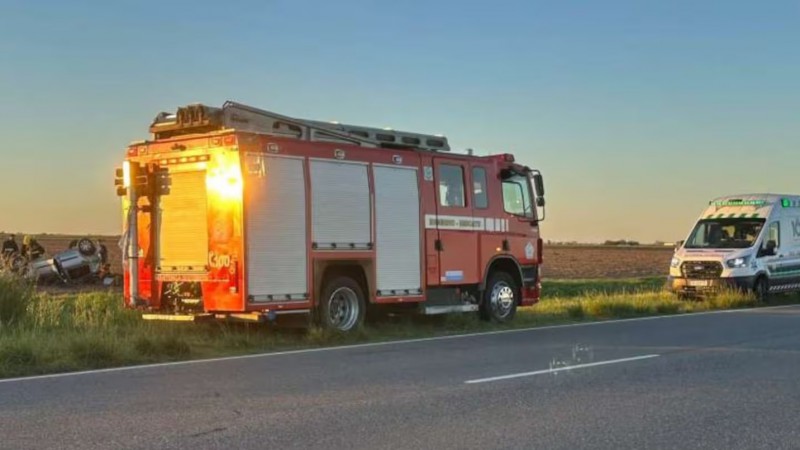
[135,174,149,194]
[532,172,545,197]
[155,167,171,195]
[114,167,127,197]
[129,163,153,196]
[530,171,545,222]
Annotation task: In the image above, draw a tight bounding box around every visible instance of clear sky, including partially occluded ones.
[1,0,798,242]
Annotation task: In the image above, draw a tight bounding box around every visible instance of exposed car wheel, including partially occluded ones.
[10,255,27,273]
[318,276,365,332]
[479,271,519,323]
[753,277,769,303]
[77,238,96,256]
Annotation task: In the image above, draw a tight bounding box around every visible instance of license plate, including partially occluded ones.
[688,280,711,287]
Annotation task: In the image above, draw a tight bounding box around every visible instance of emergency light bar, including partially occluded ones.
[711,199,767,207]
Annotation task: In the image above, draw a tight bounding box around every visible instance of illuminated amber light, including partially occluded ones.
[122,160,131,188]
[207,153,243,201]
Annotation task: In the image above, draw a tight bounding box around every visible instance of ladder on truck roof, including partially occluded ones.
[150,101,451,152]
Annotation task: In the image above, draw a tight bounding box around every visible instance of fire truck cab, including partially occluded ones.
[115,101,545,331]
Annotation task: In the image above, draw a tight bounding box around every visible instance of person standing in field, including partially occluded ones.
[98,240,108,264]
[2,234,19,256]
[21,235,45,261]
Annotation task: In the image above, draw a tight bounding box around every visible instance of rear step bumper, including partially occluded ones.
[422,304,479,315]
[142,313,214,322]
[141,310,311,323]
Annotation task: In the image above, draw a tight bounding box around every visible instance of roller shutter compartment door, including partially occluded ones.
[373,165,421,295]
[245,155,308,301]
[310,160,371,249]
[157,170,209,272]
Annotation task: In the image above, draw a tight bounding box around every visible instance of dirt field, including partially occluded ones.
[4,235,674,281]
[543,245,674,279]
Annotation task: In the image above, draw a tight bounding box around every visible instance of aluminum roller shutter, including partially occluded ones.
[157,170,209,272]
[373,165,421,294]
[310,160,371,249]
[245,155,308,301]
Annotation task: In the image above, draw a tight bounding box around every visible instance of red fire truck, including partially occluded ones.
[115,101,545,331]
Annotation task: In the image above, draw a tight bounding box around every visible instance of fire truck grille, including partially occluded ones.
[681,261,723,279]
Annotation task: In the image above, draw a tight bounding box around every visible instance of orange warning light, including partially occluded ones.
[207,153,242,202]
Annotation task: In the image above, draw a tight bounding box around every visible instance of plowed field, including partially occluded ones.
[543,245,674,279]
[6,236,674,281]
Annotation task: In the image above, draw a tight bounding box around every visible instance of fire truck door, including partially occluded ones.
[431,159,479,285]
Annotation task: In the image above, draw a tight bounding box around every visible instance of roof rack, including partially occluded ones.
[150,101,450,152]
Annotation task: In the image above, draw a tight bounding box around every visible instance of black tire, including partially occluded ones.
[77,238,96,256]
[10,255,26,273]
[479,271,519,323]
[753,276,769,303]
[317,276,366,332]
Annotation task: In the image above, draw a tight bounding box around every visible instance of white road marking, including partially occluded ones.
[465,354,661,384]
[0,304,794,385]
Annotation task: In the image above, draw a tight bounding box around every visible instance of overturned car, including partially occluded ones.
[7,238,109,284]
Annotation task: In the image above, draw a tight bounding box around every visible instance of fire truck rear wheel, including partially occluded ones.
[479,271,518,323]
[318,276,366,332]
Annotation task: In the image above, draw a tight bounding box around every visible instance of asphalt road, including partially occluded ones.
[2,306,800,450]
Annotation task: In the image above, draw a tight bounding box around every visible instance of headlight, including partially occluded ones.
[726,256,750,269]
[670,257,681,268]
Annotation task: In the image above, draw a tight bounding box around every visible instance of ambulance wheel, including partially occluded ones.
[753,276,769,303]
[479,271,518,323]
[318,276,365,332]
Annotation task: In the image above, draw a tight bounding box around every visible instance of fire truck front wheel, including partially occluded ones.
[479,271,519,323]
[318,276,366,332]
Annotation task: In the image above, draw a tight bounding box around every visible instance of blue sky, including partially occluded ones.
[1,0,798,242]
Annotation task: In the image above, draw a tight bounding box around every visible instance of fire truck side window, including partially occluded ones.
[438,164,465,207]
[472,167,488,209]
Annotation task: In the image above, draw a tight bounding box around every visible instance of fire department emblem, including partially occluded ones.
[525,241,535,260]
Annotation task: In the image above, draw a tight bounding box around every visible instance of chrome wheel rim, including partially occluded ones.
[328,287,359,331]
[491,281,515,318]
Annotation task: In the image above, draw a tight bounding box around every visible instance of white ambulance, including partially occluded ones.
[669,194,800,300]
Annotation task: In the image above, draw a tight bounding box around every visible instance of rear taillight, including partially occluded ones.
[229,259,239,294]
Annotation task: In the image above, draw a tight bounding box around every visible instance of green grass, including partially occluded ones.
[541,277,667,299]
[0,274,796,379]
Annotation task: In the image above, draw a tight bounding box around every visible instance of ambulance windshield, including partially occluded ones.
[685,218,765,249]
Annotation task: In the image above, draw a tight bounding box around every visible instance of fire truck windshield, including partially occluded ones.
[502,174,533,219]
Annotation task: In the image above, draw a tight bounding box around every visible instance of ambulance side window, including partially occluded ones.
[472,167,488,209]
[764,222,780,249]
[439,164,465,208]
